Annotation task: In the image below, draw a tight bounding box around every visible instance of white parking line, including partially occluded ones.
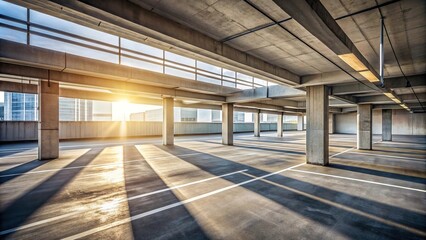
[330,147,355,158]
[62,163,305,240]
[0,169,248,236]
[289,169,426,193]
[349,151,426,161]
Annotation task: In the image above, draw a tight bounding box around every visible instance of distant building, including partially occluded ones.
[0,103,4,121]
[59,97,94,121]
[130,112,145,121]
[4,92,37,121]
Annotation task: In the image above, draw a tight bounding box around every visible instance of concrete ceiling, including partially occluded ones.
[322,0,426,77]
[129,0,354,76]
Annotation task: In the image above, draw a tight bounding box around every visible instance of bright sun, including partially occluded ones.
[115,100,129,121]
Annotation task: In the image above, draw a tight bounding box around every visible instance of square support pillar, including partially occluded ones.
[277,113,283,137]
[222,103,233,145]
[357,104,372,150]
[329,113,335,134]
[306,85,329,165]
[382,109,392,141]
[38,80,59,160]
[162,97,174,145]
[297,115,304,131]
[254,111,260,137]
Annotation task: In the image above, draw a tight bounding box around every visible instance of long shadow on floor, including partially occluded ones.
[122,145,208,240]
[0,159,50,184]
[0,147,103,235]
[158,145,426,239]
[329,163,426,184]
[200,140,306,155]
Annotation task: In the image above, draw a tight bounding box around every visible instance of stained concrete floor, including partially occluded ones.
[0,131,425,240]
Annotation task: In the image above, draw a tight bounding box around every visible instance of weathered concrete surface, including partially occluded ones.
[306,85,329,165]
[222,103,233,145]
[277,113,283,137]
[254,111,260,137]
[329,113,335,134]
[38,80,59,160]
[0,132,425,239]
[357,104,373,150]
[297,115,304,131]
[162,97,174,145]
[382,109,392,141]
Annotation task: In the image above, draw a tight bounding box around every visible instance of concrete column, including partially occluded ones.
[162,97,174,145]
[297,115,304,131]
[306,85,329,165]
[382,109,392,141]
[357,104,372,150]
[222,103,233,145]
[254,111,260,137]
[277,113,283,137]
[329,113,335,134]
[38,80,59,160]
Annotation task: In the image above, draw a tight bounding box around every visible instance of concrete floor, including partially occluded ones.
[0,131,425,239]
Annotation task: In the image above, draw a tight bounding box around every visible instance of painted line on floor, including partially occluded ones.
[0,152,204,178]
[62,163,306,240]
[0,169,248,236]
[330,147,355,159]
[349,151,426,161]
[289,169,426,193]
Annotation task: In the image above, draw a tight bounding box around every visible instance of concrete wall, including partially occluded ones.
[0,121,297,141]
[335,109,426,135]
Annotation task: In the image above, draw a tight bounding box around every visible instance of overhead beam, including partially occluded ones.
[273,0,380,81]
[10,0,300,85]
[358,93,426,104]
[383,74,426,89]
[0,62,226,102]
[301,71,365,87]
[331,95,357,104]
[227,85,304,103]
[332,74,426,96]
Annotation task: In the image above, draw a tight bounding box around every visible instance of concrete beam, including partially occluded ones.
[226,85,303,105]
[273,0,379,81]
[12,0,300,85]
[332,82,376,95]
[358,93,426,104]
[0,62,226,102]
[384,74,426,89]
[0,81,37,94]
[302,71,363,86]
[331,95,357,104]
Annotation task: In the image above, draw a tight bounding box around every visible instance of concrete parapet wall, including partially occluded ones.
[335,109,426,135]
[0,121,297,142]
